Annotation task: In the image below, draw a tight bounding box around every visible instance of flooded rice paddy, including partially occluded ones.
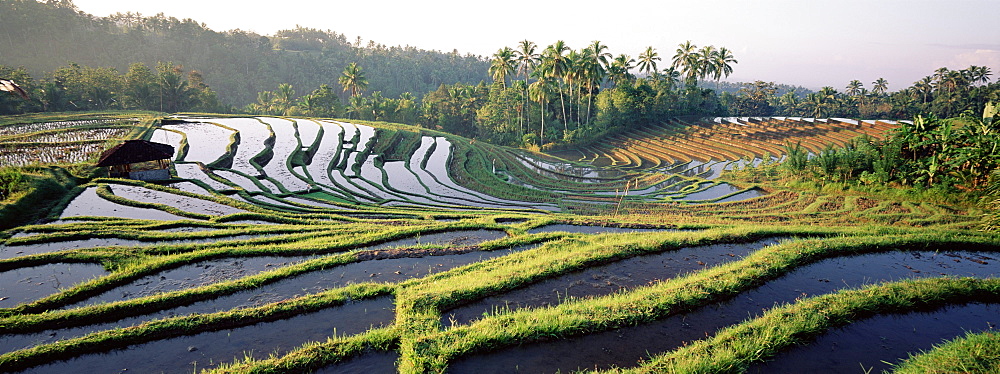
[448,250,999,373]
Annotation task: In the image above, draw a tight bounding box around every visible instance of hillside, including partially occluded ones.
[0,112,997,373]
[0,0,489,106]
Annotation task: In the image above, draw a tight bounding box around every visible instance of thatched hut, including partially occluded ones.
[96,140,174,181]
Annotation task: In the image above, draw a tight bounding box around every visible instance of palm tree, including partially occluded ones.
[588,40,612,71]
[515,40,540,136]
[872,78,888,96]
[338,62,368,99]
[846,80,863,96]
[608,54,635,86]
[581,43,608,125]
[697,45,717,83]
[529,74,555,146]
[712,47,737,88]
[661,66,680,90]
[971,65,992,86]
[636,46,661,78]
[542,40,571,131]
[672,41,700,85]
[913,76,933,103]
[489,47,516,88]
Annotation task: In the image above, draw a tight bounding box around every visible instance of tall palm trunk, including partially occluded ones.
[559,83,567,132]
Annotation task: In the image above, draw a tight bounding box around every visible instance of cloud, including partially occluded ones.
[928,43,1000,51]
[944,49,1000,70]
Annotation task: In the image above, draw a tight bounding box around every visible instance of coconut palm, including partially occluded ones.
[672,40,700,85]
[913,76,933,103]
[636,46,661,78]
[971,65,992,86]
[697,45,717,82]
[338,62,368,98]
[542,40,571,131]
[529,74,556,146]
[489,47,516,88]
[588,40,612,71]
[713,47,737,87]
[872,78,888,96]
[846,80,864,97]
[608,54,635,86]
[515,40,540,135]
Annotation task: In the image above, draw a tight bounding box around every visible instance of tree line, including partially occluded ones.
[0,0,488,107]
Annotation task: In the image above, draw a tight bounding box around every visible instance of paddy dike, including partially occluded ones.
[448,250,999,373]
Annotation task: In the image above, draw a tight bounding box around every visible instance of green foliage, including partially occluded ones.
[0,166,25,200]
[0,2,489,108]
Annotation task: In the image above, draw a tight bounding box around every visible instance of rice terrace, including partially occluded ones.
[2,1,1000,373]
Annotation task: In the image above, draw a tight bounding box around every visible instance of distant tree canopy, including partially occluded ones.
[0,0,489,107]
[2,0,998,152]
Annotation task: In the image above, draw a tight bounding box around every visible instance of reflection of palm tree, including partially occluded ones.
[0,79,29,100]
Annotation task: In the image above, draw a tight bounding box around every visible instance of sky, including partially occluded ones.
[72,0,1000,91]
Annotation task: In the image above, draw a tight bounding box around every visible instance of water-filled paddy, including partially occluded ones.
[749,303,1000,373]
[448,250,999,373]
[60,188,189,221]
[0,263,107,307]
[65,255,319,308]
[0,245,542,355]
[443,238,783,326]
[21,297,396,374]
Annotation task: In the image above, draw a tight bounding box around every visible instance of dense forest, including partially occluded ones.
[0,0,488,107]
[1,0,997,150]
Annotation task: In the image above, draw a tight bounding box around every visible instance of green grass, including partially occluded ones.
[891,331,1000,374]
[1,112,997,374]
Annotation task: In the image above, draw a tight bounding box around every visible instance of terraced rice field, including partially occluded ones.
[549,117,906,177]
[0,114,995,374]
[0,114,148,167]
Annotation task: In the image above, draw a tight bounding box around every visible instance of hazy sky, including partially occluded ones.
[72,0,999,91]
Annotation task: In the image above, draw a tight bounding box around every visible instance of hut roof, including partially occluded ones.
[96,140,174,167]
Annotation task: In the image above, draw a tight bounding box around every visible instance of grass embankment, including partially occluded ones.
[169,225,999,374]
[891,331,1000,374]
[393,229,1000,373]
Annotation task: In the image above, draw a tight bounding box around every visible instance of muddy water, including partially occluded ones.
[749,303,1000,373]
[676,183,743,201]
[526,224,671,235]
[713,188,767,203]
[108,184,245,216]
[311,351,399,373]
[64,256,319,309]
[0,245,541,355]
[60,188,189,221]
[0,234,273,260]
[447,250,999,373]
[443,238,784,326]
[19,297,395,374]
[0,263,107,308]
[370,229,508,249]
